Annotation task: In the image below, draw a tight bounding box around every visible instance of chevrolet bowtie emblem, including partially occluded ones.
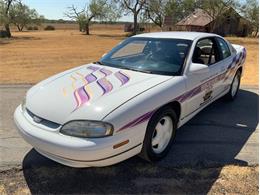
[33,116,42,123]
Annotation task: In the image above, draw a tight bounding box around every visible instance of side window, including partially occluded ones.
[192,38,220,65]
[216,38,231,59]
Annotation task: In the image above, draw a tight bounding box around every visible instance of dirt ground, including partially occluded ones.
[0,165,258,194]
[0,29,258,86]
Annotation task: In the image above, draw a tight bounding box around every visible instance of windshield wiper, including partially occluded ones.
[93,62,152,74]
[94,61,105,65]
[119,67,152,74]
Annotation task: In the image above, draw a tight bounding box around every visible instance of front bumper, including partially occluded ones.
[14,105,142,167]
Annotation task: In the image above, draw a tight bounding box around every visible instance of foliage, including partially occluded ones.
[0,0,15,37]
[144,0,168,29]
[198,0,238,32]
[240,0,259,33]
[27,25,38,30]
[9,1,43,31]
[115,0,146,35]
[65,0,120,35]
[44,25,55,31]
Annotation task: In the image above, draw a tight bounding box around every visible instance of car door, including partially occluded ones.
[214,37,234,92]
[185,37,225,116]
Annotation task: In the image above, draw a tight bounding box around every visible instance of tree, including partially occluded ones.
[0,0,15,37]
[145,0,168,29]
[65,0,119,35]
[165,0,196,25]
[9,1,42,31]
[240,0,259,36]
[145,0,197,29]
[199,0,238,32]
[116,0,146,35]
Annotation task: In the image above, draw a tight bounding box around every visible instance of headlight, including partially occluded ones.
[21,97,26,112]
[60,121,113,138]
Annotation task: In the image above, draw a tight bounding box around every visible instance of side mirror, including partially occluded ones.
[188,63,209,74]
[102,53,107,58]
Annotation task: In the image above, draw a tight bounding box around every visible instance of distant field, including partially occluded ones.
[0,28,258,85]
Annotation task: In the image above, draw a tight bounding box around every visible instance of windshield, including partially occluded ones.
[99,37,192,75]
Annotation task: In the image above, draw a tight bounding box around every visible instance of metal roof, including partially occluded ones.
[176,9,213,27]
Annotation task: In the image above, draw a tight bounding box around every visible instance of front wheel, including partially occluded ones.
[224,70,241,101]
[139,107,177,162]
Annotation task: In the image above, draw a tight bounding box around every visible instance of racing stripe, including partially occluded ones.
[117,52,244,132]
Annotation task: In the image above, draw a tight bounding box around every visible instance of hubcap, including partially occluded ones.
[231,74,240,97]
[152,116,173,154]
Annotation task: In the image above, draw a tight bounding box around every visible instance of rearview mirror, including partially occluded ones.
[188,63,209,74]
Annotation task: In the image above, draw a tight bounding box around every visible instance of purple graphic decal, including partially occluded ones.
[85,73,97,83]
[117,111,155,132]
[117,53,247,132]
[87,66,100,71]
[73,86,90,110]
[115,71,130,85]
[97,78,113,95]
[100,68,112,76]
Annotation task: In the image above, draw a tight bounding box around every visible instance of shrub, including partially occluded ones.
[33,26,39,30]
[27,26,33,30]
[44,25,55,31]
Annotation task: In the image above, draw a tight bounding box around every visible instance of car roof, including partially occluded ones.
[133,31,219,41]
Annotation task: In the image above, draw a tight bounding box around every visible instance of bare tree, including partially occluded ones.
[65,0,118,35]
[116,0,146,35]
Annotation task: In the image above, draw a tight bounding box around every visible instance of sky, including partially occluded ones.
[23,0,132,21]
[22,0,247,21]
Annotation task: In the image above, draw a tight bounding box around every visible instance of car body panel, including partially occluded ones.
[14,32,246,167]
[26,64,172,124]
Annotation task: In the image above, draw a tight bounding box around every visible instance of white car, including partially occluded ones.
[14,32,246,167]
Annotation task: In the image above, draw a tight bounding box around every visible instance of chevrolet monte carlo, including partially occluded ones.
[14,32,246,167]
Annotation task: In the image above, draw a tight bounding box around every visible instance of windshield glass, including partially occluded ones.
[99,37,192,75]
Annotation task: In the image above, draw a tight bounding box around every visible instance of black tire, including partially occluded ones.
[224,70,241,101]
[139,106,177,162]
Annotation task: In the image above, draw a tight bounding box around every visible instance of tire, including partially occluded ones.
[139,106,177,162]
[224,70,241,101]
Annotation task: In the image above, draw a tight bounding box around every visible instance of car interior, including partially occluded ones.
[192,38,221,65]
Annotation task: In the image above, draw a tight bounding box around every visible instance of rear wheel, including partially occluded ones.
[139,107,177,162]
[224,70,241,101]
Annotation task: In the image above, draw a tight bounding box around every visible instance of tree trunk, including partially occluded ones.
[17,25,22,32]
[4,24,11,38]
[133,13,138,35]
[85,23,90,35]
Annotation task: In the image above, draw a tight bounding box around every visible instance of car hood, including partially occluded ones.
[26,63,172,124]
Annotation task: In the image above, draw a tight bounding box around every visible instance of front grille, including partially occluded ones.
[26,109,61,129]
